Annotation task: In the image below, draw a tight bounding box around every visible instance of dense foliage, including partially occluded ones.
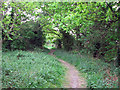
[1,2,119,61]
[1,1,120,88]
[1,2,46,51]
[43,2,120,63]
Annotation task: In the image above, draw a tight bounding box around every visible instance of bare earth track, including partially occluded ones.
[48,49,87,88]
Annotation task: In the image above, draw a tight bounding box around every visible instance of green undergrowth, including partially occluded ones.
[54,49,119,88]
[2,48,65,88]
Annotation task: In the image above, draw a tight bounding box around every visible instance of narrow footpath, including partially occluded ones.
[48,49,87,88]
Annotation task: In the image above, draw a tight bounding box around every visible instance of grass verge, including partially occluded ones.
[2,48,65,88]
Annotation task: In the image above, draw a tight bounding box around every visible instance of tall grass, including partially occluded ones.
[2,49,65,88]
[54,49,119,88]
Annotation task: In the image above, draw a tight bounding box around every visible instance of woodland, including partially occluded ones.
[1,1,120,88]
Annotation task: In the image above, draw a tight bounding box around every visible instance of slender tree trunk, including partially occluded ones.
[116,9,120,67]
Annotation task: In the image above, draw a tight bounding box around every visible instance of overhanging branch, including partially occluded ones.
[47,31,61,37]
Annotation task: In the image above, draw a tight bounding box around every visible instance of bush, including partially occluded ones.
[2,20,46,51]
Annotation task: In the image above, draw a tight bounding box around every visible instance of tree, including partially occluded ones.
[1,2,47,50]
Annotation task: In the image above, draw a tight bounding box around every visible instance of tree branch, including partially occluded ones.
[105,2,115,13]
[47,31,61,37]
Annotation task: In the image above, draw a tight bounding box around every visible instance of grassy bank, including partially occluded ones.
[54,49,119,88]
[2,48,65,88]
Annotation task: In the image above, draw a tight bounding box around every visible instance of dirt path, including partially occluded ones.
[48,49,87,88]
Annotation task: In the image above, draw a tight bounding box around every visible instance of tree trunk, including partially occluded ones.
[116,9,120,67]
